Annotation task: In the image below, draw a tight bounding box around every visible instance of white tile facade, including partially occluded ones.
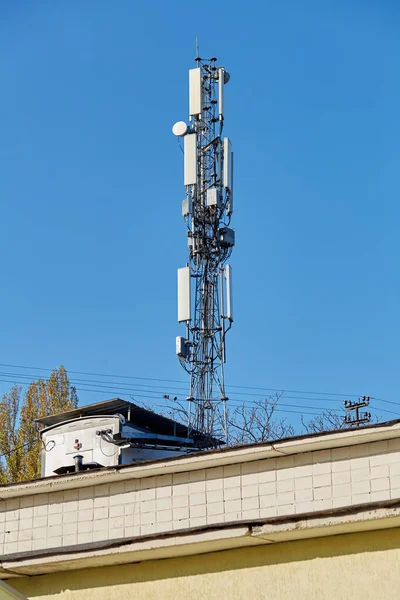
[1,438,400,556]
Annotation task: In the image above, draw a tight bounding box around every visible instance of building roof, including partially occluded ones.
[35,398,221,445]
[2,419,400,576]
[4,417,400,494]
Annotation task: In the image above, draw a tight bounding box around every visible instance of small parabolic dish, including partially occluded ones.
[172,121,188,137]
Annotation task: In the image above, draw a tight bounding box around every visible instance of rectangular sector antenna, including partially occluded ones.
[177,266,191,322]
[225,264,233,321]
[227,151,234,216]
[189,68,202,116]
[223,138,233,191]
[184,134,197,186]
[182,198,192,217]
[218,68,224,119]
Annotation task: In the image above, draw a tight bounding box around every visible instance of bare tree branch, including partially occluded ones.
[138,395,374,448]
[226,393,295,446]
[301,410,345,434]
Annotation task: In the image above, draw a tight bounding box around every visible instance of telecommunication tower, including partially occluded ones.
[173,53,234,447]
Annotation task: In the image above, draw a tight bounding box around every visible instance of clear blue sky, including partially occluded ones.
[0,1,399,430]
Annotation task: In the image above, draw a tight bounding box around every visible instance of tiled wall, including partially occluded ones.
[1,438,400,556]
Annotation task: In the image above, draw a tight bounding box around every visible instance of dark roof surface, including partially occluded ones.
[35,398,217,443]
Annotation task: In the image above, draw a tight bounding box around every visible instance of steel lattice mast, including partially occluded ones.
[173,54,234,447]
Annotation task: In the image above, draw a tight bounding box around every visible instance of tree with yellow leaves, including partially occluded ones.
[0,366,78,483]
[0,385,23,484]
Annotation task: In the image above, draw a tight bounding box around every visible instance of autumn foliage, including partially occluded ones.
[0,366,78,483]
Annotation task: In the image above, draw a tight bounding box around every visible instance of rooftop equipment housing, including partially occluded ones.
[36,399,217,478]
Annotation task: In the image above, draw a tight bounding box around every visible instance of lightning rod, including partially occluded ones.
[173,54,234,448]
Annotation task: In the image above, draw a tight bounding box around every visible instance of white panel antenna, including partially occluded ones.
[184,133,197,186]
[182,198,191,217]
[226,152,234,217]
[189,68,202,116]
[218,68,224,121]
[225,264,233,321]
[223,137,233,191]
[177,267,191,322]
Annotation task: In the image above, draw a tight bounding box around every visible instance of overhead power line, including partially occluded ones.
[0,370,353,404]
[0,365,398,416]
[0,362,384,402]
[0,375,398,419]
[0,376,322,414]
[0,438,39,459]
[0,376,347,418]
[0,369,387,407]
[0,365,398,417]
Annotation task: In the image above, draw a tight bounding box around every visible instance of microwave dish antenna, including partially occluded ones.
[172,121,188,137]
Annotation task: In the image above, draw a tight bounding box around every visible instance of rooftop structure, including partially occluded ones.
[36,399,218,478]
[2,418,400,594]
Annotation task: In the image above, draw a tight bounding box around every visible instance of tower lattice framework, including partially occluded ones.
[174,55,234,447]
